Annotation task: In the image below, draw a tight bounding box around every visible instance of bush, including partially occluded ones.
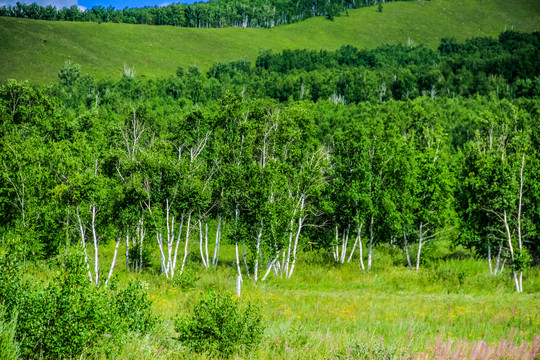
[174,290,264,357]
[0,253,157,359]
[0,308,20,360]
[172,269,199,291]
[113,281,157,333]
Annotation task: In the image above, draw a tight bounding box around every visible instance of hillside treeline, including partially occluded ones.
[0,32,539,292]
[0,0,409,28]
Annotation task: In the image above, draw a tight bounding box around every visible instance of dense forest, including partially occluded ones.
[1,31,539,288]
[0,0,409,27]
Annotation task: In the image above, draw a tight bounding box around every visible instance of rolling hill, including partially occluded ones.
[1,0,539,84]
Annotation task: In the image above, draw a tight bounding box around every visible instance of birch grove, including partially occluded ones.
[0,78,538,292]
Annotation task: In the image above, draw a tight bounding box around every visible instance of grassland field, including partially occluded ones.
[1,0,539,84]
[21,239,540,359]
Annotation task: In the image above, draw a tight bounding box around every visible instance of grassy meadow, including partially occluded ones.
[21,240,540,359]
[1,0,539,83]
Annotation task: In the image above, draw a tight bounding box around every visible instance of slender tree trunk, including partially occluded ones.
[416,223,423,272]
[403,230,412,270]
[204,222,209,266]
[333,226,339,262]
[284,217,295,276]
[212,216,221,267]
[368,215,374,271]
[235,242,243,282]
[125,233,130,271]
[199,220,208,268]
[171,215,184,279]
[341,225,350,263]
[157,232,168,278]
[179,214,191,276]
[348,223,362,263]
[243,239,250,279]
[254,221,263,282]
[494,239,503,275]
[262,255,278,281]
[105,238,120,287]
[76,206,93,284]
[517,154,525,292]
[503,210,520,292]
[91,205,99,286]
[287,215,304,278]
[488,243,492,274]
[358,225,365,270]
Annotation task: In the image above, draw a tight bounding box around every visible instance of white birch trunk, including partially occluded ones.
[91,205,99,286]
[179,214,191,276]
[157,232,168,278]
[367,215,374,271]
[76,206,93,284]
[199,220,208,268]
[125,233,130,271]
[516,155,525,292]
[494,239,503,275]
[488,243,493,274]
[171,214,184,279]
[212,216,221,267]
[105,238,120,287]
[416,223,423,272]
[348,224,363,265]
[235,242,243,282]
[340,225,350,263]
[254,222,263,282]
[205,222,210,266]
[403,230,412,270]
[503,210,520,292]
[287,215,304,278]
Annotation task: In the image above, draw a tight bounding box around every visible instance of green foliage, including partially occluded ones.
[0,253,156,359]
[174,290,264,357]
[512,248,532,272]
[2,0,539,84]
[113,281,157,333]
[0,308,20,360]
[58,60,81,87]
[172,269,199,291]
[337,342,404,359]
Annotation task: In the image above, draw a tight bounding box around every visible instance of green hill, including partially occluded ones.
[1,0,539,84]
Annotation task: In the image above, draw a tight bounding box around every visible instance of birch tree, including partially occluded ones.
[460,107,532,291]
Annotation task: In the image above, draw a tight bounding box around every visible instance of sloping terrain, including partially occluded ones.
[0,0,538,83]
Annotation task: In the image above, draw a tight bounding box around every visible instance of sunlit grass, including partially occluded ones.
[1,0,539,83]
[16,239,540,358]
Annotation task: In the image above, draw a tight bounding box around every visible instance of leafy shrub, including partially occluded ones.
[174,290,264,357]
[0,253,157,359]
[113,281,157,333]
[172,269,199,291]
[0,308,20,360]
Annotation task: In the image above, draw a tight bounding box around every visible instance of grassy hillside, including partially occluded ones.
[1,0,539,83]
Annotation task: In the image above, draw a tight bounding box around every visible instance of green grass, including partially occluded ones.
[1,0,539,84]
[20,240,540,359]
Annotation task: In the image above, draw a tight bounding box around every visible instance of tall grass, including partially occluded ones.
[1,0,539,83]
[12,241,540,359]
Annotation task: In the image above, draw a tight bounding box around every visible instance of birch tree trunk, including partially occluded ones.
[403,230,412,270]
[105,238,120,287]
[76,206,93,284]
[91,205,99,286]
[416,223,423,273]
[367,215,374,271]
